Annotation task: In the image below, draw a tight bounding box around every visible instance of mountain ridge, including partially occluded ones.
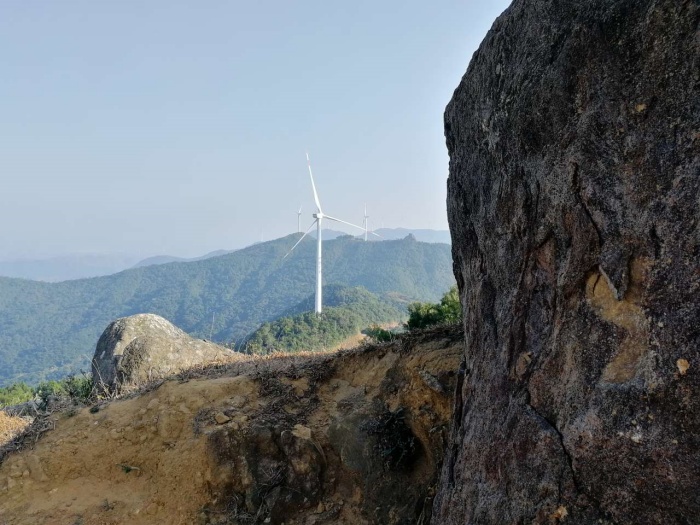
[0,229,449,282]
[0,254,142,282]
[0,234,453,386]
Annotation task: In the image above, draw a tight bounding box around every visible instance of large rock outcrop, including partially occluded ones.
[435,0,699,523]
[92,314,239,392]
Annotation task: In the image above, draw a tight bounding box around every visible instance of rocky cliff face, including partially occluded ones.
[434,0,699,523]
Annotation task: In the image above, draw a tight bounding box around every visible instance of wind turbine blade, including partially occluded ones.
[370,231,382,238]
[298,205,302,214]
[324,215,366,232]
[284,220,317,258]
[306,152,323,213]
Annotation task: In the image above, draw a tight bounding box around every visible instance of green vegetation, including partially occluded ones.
[0,235,454,386]
[364,325,396,343]
[0,382,33,407]
[405,286,462,330]
[244,286,402,354]
[0,374,94,409]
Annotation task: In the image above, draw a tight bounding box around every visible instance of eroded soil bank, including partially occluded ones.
[0,326,461,525]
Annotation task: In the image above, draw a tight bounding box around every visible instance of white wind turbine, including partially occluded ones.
[285,153,365,315]
[361,203,381,241]
[363,204,369,241]
[297,205,302,233]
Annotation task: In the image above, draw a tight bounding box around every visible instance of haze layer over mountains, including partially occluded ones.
[0,228,450,282]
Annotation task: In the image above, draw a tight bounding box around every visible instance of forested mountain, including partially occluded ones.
[244,285,402,354]
[0,234,453,386]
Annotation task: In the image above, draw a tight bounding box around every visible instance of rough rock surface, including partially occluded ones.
[1,325,462,525]
[434,0,699,523]
[92,314,239,392]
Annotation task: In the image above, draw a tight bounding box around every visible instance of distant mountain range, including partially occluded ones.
[0,254,142,282]
[130,249,235,269]
[0,234,454,386]
[0,229,450,282]
[0,250,236,282]
[311,228,451,244]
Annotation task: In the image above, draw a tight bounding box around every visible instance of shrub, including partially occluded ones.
[364,325,395,343]
[405,286,462,330]
[62,374,94,403]
[0,373,95,409]
[34,380,67,404]
[0,382,34,407]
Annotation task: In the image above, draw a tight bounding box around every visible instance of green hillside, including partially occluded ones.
[244,285,403,354]
[0,234,453,386]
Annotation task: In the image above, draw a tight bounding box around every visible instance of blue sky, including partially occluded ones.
[0,1,511,258]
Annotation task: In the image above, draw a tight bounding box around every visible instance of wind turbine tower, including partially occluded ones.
[285,153,365,314]
[360,204,381,242]
[297,205,302,233]
[363,204,369,241]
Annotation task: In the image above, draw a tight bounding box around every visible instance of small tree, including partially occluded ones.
[364,324,395,342]
[437,286,461,324]
[405,286,461,330]
[0,382,34,407]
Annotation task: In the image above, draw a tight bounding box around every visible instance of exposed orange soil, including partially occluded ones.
[0,327,461,525]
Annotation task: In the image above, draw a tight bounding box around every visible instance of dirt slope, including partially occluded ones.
[0,326,461,525]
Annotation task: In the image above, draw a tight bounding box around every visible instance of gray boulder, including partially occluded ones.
[91,314,238,392]
[434,0,699,523]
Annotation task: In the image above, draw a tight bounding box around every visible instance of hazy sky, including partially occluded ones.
[0,1,510,259]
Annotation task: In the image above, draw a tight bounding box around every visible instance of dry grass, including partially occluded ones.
[0,411,31,446]
[0,411,37,464]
